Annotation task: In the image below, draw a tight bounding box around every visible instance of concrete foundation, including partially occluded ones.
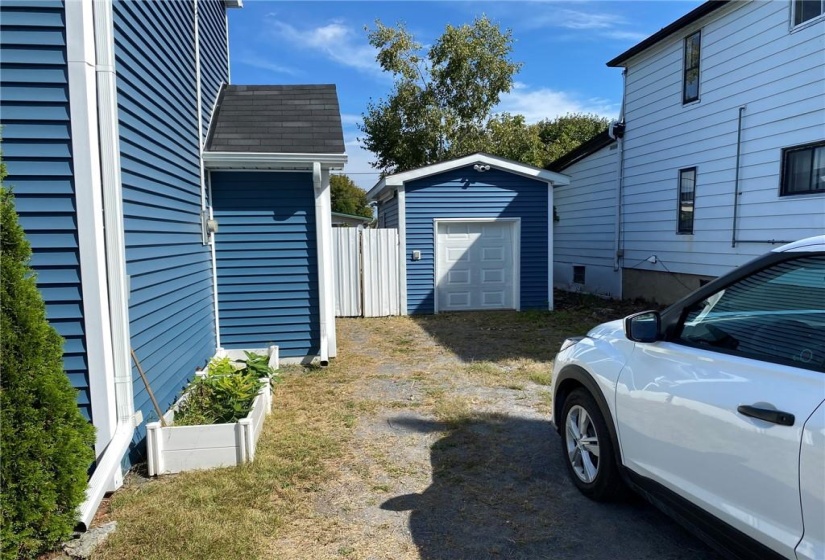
[622,268,715,305]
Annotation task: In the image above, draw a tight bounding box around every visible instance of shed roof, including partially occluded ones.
[607,1,729,67]
[205,84,345,155]
[368,153,570,200]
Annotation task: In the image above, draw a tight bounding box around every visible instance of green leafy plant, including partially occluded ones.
[172,352,280,426]
[1,177,96,558]
[243,351,277,378]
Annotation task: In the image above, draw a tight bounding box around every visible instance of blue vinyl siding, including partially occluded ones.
[405,166,549,314]
[378,193,399,228]
[197,0,228,141]
[0,1,91,420]
[211,171,320,358]
[113,0,216,430]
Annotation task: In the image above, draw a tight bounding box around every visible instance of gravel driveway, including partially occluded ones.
[269,304,724,560]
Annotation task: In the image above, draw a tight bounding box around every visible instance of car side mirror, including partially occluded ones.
[625,311,661,343]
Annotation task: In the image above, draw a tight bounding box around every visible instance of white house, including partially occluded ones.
[551,0,825,303]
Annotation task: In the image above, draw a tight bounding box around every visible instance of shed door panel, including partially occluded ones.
[436,221,515,312]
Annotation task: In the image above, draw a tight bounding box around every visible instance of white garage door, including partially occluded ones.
[435,220,517,312]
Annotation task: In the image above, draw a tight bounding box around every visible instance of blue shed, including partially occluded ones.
[203,85,346,365]
[368,154,570,314]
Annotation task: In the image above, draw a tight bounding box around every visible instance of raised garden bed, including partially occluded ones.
[145,346,278,476]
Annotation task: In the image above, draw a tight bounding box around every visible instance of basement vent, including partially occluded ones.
[573,266,586,285]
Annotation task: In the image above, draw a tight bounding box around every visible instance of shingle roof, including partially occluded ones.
[205,84,345,154]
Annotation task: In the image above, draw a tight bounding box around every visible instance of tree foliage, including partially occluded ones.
[360,16,522,174]
[0,155,96,559]
[330,174,373,219]
[536,113,611,163]
[360,18,610,173]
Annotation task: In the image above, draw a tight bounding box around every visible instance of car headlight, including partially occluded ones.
[559,336,584,352]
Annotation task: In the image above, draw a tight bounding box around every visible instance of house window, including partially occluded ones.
[793,0,825,26]
[573,266,585,284]
[781,141,825,196]
[683,31,701,104]
[678,168,696,234]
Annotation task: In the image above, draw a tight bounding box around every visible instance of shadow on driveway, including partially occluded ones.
[381,414,722,560]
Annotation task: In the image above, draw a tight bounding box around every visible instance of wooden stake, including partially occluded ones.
[131,348,166,427]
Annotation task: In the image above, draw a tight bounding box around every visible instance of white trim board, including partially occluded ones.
[432,217,521,314]
[203,151,347,170]
[397,185,407,315]
[368,152,570,200]
[66,0,117,454]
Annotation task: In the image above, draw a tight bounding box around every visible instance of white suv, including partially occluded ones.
[551,236,825,560]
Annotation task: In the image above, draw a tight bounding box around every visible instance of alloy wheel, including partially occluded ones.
[565,404,601,483]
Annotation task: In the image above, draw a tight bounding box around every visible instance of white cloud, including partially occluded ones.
[506,5,648,44]
[340,113,363,127]
[497,83,618,122]
[234,51,301,76]
[266,18,381,77]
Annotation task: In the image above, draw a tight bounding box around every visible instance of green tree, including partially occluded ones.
[452,113,547,168]
[330,174,373,219]
[360,16,522,174]
[536,113,611,164]
[0,153,96,559]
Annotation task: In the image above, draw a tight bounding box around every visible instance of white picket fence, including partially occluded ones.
[333,228,400,317]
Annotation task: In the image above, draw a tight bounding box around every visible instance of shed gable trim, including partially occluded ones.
[368,153,570,200]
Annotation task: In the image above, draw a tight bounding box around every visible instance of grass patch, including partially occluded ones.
[96,363,359,560]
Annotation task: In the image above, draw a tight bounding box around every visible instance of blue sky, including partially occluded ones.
[227,1,703,190]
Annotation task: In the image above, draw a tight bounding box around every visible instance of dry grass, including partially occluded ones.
[93,293,648,560]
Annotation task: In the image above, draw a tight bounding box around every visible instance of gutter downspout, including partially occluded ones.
[613,68,627,272]
[313,162,330,366]
[78,0,136,529]
[731,106,745,248]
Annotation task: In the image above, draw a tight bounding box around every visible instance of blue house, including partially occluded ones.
[0,0,345,527]
[368,154,569,314]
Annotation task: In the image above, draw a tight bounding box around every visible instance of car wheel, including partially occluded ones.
[561,388,624,501]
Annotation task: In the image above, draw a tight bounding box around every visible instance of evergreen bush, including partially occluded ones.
[0,159,96,559]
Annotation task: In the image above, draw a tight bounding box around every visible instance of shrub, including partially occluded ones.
[0,173,96,558]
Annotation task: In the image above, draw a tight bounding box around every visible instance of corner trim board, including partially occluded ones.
[397,184,408,315]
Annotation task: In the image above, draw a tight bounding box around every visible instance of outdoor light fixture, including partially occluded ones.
[473,164,491,172]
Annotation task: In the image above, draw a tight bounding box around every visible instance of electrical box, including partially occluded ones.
[411,250,421,261]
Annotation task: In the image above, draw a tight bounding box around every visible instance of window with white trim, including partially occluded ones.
[683,31,701,104]
[793,0,825,26]
[781,141,825,196]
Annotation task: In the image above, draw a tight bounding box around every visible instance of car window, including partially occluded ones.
[677,255,825,373]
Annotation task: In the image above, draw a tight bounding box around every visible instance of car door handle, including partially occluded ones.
[737,405,795,426]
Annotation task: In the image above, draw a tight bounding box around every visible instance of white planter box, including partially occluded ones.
[146,378,271,476]
[145,346,278,476]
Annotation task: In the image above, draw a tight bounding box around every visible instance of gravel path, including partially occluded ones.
[274,312,724,560]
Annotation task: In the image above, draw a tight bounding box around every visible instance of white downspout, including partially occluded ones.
[313,162,330,366]
[77,0,136,529]
[613,68,627,275]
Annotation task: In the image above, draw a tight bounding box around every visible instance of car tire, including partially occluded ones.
[560,388,625,501]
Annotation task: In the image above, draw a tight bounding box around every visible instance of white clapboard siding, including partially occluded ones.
[362,229,400,317]
[333,228,361,317]
[620,0,825,278]
[332,228,400,317]
[553,142,622,298]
